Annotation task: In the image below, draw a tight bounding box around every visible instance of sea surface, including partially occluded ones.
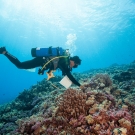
[0,0,135,104]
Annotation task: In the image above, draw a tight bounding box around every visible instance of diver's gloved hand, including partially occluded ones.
[38,68,44,75]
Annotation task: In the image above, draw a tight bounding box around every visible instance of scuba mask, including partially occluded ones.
[73,63,78,68]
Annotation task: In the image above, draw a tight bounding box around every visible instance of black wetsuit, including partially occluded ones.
[4,52,81,87]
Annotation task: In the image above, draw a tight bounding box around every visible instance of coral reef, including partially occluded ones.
[0,61,135,134]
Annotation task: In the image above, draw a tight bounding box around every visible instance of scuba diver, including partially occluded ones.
[0,46,84,89]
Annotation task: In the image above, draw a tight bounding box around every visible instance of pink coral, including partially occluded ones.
[108,109,132,121]
[88,73,113,88]
[16,86,135,135]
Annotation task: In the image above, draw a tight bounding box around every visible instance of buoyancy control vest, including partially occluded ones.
[31,47,70,75]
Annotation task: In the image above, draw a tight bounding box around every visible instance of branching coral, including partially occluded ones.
[54,88,134,135]
[89,73,113,89]
[55,88,87,120]
[15,82,135,135]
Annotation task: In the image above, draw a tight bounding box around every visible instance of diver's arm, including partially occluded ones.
[59,65,81,86]
[66,71,81,87]
[58,57,81,87]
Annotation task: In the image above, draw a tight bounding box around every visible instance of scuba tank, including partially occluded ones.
[31,47,64,57]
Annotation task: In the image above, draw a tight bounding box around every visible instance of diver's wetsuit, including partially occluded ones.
[4,52,81,87]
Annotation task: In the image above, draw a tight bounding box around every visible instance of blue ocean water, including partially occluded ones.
[0,0,135,105]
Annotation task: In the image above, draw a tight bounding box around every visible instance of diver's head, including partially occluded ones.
[70,56,81,68]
